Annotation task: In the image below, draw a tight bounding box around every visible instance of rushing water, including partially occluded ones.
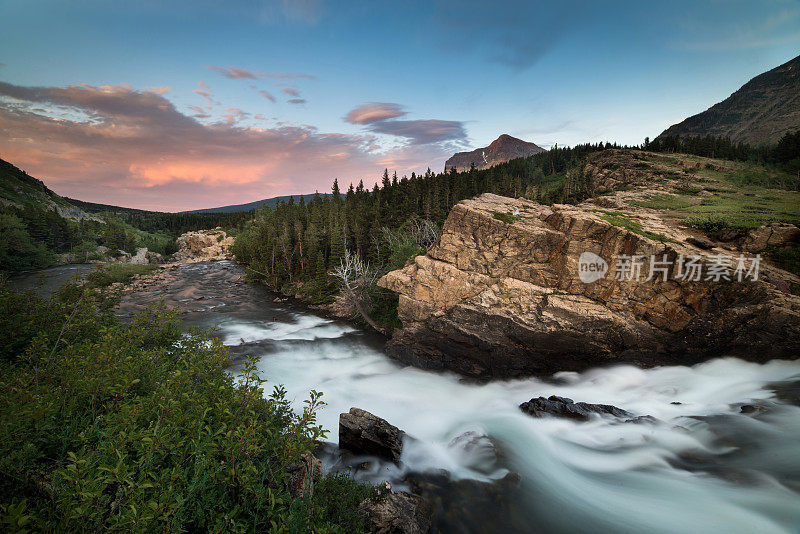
[76,261,800,532]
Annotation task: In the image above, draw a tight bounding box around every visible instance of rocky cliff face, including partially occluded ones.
[173,229,234,261]
[445,134,544,172]
[378,193,800,378]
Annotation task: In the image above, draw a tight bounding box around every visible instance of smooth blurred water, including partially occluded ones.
[122,261,800,533]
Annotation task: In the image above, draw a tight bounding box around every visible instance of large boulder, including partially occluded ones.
[378,193,800,378]
[339,408,404,463]
[739,222,800,252]
[519,395,630,422]
[357,492,434,534]
[173,228,234,262]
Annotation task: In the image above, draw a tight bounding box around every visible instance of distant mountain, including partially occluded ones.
[657,54,800,145]
[183,193,335,214]
[445,134,545,172]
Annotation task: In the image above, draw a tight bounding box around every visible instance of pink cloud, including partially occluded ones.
[0,82,397,210]
[345,103,407,124]
[206,65,315,80]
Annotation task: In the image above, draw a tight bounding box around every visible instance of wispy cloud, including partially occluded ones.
[206,65,316,80]
[282,87,301,96]
[287,98,307,105]
[429,0,576,69]
[345,103,407,125]
[0,81,398,211]
[674,8,800,51]
[368,119,467,145]
[258,90,276,102]
[192,81,218,106]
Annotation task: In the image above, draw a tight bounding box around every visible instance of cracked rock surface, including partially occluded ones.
[378,193,800,378]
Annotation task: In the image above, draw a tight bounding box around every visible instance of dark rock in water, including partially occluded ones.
[625,415,658,424]
[765,379,800,406]
[339,407,405,463]
[670,401,682,405]
[686,236,716,249]
[519,395,631,422]
[447,431,501,475]
[404,471,525,533]
[739,404,768,415]
[358,491,434,534]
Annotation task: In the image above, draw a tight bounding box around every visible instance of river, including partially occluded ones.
[14,260,800,533]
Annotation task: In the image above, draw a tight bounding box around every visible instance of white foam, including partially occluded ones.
[228,311,800,533]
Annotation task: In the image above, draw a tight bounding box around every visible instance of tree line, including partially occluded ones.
[645,130,800,176]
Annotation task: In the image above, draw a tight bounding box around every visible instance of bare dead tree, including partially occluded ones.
[329,250,388,335]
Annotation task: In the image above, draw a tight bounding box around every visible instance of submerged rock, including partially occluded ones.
[404,471,524,533]
[519,395,630,422]
[358,492,434,534]
[339,408,405,463]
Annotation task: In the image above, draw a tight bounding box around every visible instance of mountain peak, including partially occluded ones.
[656,53,800,145]
[445,134,544,172]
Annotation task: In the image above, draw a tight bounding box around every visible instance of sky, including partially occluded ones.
[1,0,799,211]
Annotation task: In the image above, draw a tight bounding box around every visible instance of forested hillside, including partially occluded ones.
[0,158,248,272]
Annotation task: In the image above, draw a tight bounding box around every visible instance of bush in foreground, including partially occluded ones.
[0,283,376,532]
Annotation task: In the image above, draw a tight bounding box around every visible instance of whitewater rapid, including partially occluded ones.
[106,261,800,533]
[213,307,800,534]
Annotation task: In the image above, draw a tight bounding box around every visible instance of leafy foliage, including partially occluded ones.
[0,283,375,532]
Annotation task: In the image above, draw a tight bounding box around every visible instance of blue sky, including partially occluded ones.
[1,0,798,210]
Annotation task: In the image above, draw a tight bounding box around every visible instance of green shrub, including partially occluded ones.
[492,211,519,224]
[765,244,800,276]
[85,263,158,288]
[594,210,678,243]
[0,283,375,532]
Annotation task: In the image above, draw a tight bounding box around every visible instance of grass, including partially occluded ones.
[85,263,158,288]
[765,244,800,277]
[493,211,520,224]
[633,153,800,233]
[628,193,695,211]
[593,210,679,243]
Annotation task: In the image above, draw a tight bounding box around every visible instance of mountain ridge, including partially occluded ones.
[657,54,800,145]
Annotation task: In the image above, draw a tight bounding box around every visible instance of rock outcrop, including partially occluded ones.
[173,228,234,262]
[357,492,434,534]
[445,134,544,172]
[339,408,405,463]
[286,453,322,498]
[519,395,630,421]
[378,193,800,378]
